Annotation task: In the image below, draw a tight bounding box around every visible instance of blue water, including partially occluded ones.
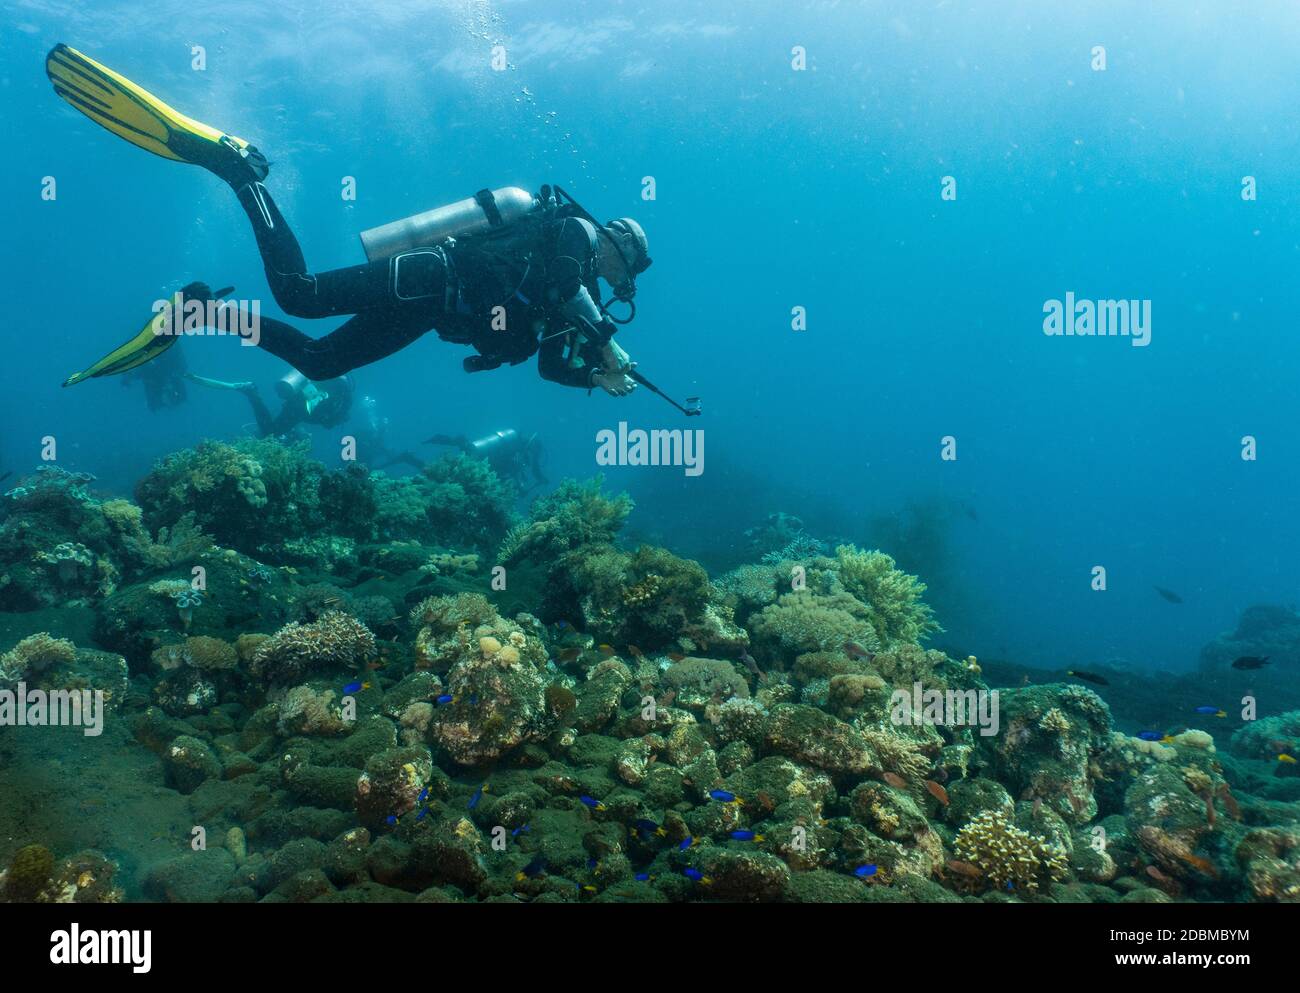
[4,0,1299,679]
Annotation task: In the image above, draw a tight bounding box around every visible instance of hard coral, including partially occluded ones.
[251,611,376,685]
[952,810,1069,892]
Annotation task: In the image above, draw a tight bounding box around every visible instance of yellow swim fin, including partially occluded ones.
[64,285,233,388]
[46,44,267,184]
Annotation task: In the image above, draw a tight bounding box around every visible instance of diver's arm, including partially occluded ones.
[537,333,599,388]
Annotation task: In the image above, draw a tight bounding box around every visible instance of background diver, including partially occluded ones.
[186,369,354,441]
[425,429,548,492]
[122,337,189,411]
[48,45,653,400]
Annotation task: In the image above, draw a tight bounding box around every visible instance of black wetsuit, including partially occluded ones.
[233,182,613,385]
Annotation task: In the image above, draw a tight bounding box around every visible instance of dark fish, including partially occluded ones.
[0,471,11,485]
[945,859,982,878]
[667,652,686,663]
[1231,655,1270,670]
[1154,586,1184,603]
[1066,669,1109,686]
[557,647,581,663]
[627,644,644,659]
[739,650,765,681]
[516,856,548,881]
[843,641,873,660]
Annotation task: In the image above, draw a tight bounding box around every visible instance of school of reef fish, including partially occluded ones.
[1,437,1298,903]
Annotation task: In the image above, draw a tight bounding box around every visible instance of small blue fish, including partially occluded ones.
[708,789,740,803]
[436,694,454,705]
[385,814,398,826]
[730,830,764,842]
[416,807,428,821]
[1137,731,1162,741]
[679,836,696,850]
[854,863,878,878]
[512,824,530,837]
[1006,880,1015,892]
[556,620,569,629]
[342,680,365,695]
[1194,706,1227,717]
[682,868,712,884]
[633,819,666,838]
[417,787,429,804]
[468,783,488,809]
[579,795,606,812]
[634,872,652,882]
[586,858,598,870]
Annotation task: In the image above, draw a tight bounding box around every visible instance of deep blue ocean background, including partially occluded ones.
[4,0,1299,678]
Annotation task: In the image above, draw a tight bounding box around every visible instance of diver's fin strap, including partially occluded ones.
[475,188,505,227]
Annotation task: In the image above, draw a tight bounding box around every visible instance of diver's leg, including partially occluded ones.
[250,308,435,381]
[242,389,278,437]
[233,182,402,319]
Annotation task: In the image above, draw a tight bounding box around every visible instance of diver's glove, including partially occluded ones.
[591,367,637,397]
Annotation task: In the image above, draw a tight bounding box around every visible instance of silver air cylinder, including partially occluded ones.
[469,429,517,455]
[359,187,537,262]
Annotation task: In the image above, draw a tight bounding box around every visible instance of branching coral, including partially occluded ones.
[250,611,376,684]
[0,633,77,685]
[663,657,751,704]
[749,591,879,663]
[498,477,632,566]
[826,545,939,647]
[416,453,518,553]
[952,810,1069,892]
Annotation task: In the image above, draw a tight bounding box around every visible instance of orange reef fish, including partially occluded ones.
[881,772,908,789]
[923,780,949,806]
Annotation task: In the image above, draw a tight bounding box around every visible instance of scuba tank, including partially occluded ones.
[468,429,518,455]
[359,187,538,262]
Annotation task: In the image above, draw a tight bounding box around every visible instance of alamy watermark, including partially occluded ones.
[596,421,704,477]
[890,681,1000,736]
[0,684,104,737]
[152,292,261,347]
[1043,292,1151,347]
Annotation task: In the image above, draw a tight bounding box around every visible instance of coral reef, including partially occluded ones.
[1,443,1293,908]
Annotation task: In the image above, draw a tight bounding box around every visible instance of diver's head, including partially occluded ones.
[597,218,651,294]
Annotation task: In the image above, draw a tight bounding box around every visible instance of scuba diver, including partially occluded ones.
[426,429,548,492]
[47,45,652,399]
[357,395,424,471]
[122,337,188,411]
[187,369,354,440]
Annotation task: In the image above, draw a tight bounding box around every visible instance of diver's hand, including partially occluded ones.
[600,341,632,371]
[592,368,637,397]
[179,281,213,302]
